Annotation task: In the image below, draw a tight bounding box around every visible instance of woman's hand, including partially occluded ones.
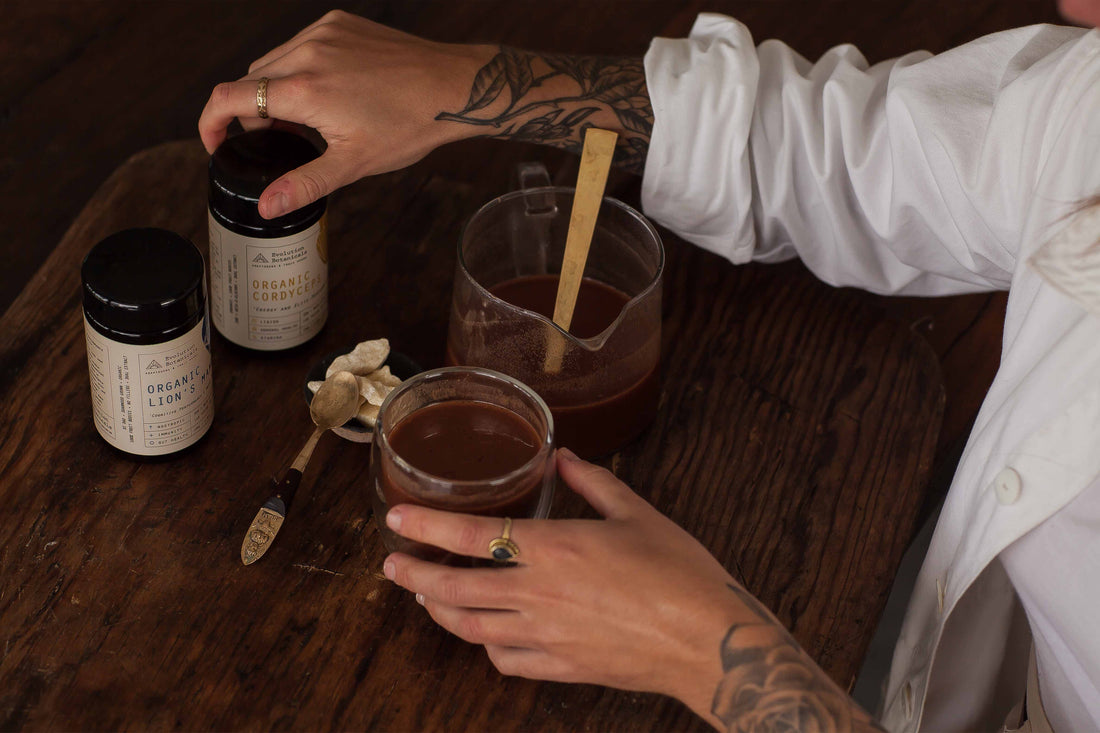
[198,10,493,219]
[382,448,740,726]
[384,449,883,731]
[199,10,653,220]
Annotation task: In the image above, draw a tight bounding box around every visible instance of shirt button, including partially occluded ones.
[993,468,1022,505]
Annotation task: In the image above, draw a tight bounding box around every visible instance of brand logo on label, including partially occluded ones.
[252,253,269,263]
[145,359,163,371]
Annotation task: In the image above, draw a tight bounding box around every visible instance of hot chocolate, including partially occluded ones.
[448,274,659,457]
[381,399,543,518]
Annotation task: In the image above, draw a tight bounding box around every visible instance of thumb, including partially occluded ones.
[258,153,352,219]
[556,448,645,520]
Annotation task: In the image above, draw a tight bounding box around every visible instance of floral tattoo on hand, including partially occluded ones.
[437,46,652,175]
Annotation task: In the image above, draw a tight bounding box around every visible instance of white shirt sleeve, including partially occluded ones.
[641,14,1093,296]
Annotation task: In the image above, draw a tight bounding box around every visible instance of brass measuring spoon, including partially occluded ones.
[241,370,361,565]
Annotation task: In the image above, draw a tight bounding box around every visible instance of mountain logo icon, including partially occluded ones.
[145,359,163,371]
[252,253,269,263]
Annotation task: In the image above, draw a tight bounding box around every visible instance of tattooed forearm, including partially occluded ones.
[712,584,884,733]
[437,46,652,175]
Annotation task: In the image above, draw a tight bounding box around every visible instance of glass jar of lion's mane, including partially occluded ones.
[81,227,214,457]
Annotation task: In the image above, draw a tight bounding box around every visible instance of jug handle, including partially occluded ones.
[516,162,557,216]
[511,162,557,277]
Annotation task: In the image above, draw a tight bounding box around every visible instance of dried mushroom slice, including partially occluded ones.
[311,338,406,429]
[356,403,381,428]
[325,338,390,378]
[356,375,389,407]
[365,365,402,387]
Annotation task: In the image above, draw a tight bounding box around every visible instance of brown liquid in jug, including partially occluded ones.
[448,274,658,458]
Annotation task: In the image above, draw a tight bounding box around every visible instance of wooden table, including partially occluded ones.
[0,137,941,730]
[4,0,1064,517]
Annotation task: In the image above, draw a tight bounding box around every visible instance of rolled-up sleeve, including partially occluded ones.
[641,14,760,262]
[642,15,1093,296]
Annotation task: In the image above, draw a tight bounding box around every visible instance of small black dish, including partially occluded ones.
[303,348,423,442]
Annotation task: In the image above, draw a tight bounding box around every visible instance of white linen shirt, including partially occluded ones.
[642,15,1100,732]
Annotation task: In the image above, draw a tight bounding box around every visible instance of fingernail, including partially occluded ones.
[386,508,403,532]
[264,192,289,219]
[558,447,579,462]
[415,593,425,606]
[383,558,395,580]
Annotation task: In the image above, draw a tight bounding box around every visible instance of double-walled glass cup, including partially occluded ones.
[370,366,555,563]
[446,180,663,459]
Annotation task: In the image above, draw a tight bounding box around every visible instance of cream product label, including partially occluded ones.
[83,317,214,456]
[208,213,328,350]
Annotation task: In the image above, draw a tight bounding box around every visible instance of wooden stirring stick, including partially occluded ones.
[552,127,619,330]
[545,127,618,373]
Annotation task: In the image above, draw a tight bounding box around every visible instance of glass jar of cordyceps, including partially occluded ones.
[208,128,328,350]
[81,227,214,457]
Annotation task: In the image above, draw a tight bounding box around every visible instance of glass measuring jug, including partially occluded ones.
[445,171,664,458]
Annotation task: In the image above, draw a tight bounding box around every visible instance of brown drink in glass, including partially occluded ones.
[370,367,555,563]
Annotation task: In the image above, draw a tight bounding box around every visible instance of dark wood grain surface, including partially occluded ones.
[0,0,1062,729]
[0,134,940,731]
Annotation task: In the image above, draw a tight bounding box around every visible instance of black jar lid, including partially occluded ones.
[81,228,205,339]
[209,129,325,235]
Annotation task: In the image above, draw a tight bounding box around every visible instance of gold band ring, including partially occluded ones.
[256,77,269,119]
[488,517,520,562]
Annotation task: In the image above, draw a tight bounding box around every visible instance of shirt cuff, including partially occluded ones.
[641,13,760,264]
